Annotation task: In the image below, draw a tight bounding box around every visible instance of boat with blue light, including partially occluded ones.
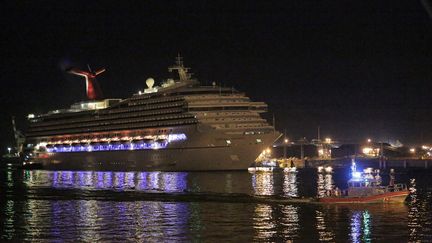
[319,161,409,203]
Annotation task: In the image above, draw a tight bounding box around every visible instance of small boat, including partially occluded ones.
[319,182,409,204]
[319,161,409,204]
[248,160,282,173]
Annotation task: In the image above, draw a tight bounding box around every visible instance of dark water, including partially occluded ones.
[1,168,431,242]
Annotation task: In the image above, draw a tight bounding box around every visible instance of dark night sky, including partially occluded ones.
[1,1,432,152]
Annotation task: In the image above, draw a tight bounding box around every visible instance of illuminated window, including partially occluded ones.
[226,140,232,145]
[256,139,262,143]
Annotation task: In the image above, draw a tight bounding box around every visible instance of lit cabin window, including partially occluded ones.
[256,139,262,143]
[226,140,231,145]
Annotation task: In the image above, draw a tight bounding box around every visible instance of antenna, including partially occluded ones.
[168,54,191,82]
[175,53,184,67]
[272,114,276,134]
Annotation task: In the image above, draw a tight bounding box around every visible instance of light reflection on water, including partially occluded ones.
[251,172,298,197]
[317,173,335,198]
[315,209,335,242]
[26,170,189,192]
[1,169,432,241]
[253,203,300,241]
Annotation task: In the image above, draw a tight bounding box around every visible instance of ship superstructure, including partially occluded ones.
[24,56,280,171]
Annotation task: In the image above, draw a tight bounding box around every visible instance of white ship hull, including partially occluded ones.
[31,126,279,171]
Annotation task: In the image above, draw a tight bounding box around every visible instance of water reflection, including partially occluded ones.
[251,172,283,196]
[315,210,335,241]
[24,170,188,192]
[18,199,191,241]
[251,172,299,197]
[1,169,432,242]
[349,210,372,243]
[2,200,15,240]
[317,173,334,198]
[283,172,298,197]
[253,203,299,241]
[407,178,432,242]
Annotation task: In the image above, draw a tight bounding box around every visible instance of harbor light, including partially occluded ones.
[367,138,371,143]
[362,147,380,157]
[410,148,416,153]
[284,138,289,144]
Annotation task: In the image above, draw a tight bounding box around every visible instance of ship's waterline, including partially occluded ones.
[34,131,279,171]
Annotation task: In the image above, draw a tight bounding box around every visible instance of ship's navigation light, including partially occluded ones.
[351,159,357,173]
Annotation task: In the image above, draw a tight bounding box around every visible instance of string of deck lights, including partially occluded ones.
[39,133,187,153]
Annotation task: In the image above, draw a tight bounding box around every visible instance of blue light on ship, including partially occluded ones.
[44,133,186,153]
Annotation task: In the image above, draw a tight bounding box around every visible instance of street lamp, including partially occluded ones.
[7,147,11,155]
[284,138,289,159]
[367,138,371,143]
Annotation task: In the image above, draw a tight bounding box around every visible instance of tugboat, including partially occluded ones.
[319,161,409,204]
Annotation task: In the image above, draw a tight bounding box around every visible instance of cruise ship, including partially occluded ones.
[24,56,281,171]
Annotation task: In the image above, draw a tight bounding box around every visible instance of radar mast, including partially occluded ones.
[168,54,193,82]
